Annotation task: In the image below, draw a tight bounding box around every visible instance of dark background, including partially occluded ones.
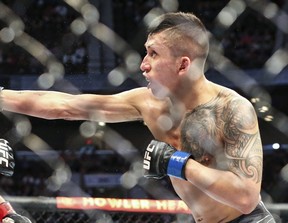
[0,0,288,204]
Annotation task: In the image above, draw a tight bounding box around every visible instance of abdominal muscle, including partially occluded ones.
[171,178,242,223]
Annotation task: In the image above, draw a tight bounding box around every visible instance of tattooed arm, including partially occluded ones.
[183,96,262,214]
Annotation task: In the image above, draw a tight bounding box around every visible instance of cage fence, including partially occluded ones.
[5,196,288,223]
[0,0,288,223]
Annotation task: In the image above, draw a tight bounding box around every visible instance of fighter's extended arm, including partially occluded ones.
[1,88,146,122]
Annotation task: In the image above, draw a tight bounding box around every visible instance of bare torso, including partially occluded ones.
[139,85,250,222]
[1,81,261,222]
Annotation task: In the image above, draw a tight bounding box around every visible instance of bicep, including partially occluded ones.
[222,98,263,184]
[68,91,143,122]
[4,89,143,121]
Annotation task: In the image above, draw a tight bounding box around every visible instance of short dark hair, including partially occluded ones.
[147,12,209,59]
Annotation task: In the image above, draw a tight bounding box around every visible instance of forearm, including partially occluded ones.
[1,89,142,122]
[1,89,80,119]
[2,90,37,113]
[184,159,260,213]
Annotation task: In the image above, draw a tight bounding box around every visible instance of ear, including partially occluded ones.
[178,57,190,75]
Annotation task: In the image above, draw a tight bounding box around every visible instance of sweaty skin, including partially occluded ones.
[1,79,262,223]
[136,86,262,223]
[0,13,263,223]
[1,59,261,223]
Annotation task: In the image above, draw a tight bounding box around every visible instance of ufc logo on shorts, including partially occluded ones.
[0,141,9,168]
[143,144,155,170]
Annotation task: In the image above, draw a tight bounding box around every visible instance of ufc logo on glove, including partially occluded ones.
[143,140,194,180]
[143,144,154,170]
[0,140,10,168]
[0,139,15,176]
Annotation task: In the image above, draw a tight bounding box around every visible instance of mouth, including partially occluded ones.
[143,72,151,88]
[146,80,151,89]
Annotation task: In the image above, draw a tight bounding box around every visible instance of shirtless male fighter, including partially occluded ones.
[0,12,275,222]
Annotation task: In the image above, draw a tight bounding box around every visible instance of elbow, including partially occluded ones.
[237,193,259,214]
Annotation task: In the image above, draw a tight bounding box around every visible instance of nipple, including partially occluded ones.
[200,155,211,166]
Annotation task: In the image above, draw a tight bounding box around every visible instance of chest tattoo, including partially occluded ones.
[180,100,223,160]
[180,94,262,183]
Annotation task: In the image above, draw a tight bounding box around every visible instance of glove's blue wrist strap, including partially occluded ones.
[167,151,192,180]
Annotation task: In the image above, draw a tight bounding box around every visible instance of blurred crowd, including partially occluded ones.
[0,0,88,75]
[262,150,288,203]
[0,0,283,75]
[221,10,276,69]
[0,0,288,204]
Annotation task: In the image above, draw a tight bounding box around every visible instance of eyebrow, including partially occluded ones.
[144,36,157,48]
[144,42,154,48]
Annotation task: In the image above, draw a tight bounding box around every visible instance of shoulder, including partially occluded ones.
[118,87,150,96]
[218,86,253,108]
[218,87,258,130]
[117,87,166,110]
[117,87,155,103]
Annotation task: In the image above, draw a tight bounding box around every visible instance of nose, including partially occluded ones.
[140,56,150,72]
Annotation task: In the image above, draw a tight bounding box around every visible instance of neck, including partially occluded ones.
[170,74,210,110]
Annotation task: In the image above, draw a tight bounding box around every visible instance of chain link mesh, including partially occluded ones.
[1,0,288,222]
[26,211,182,223]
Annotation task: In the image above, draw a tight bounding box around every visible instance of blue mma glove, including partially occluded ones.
[143,140,193,180]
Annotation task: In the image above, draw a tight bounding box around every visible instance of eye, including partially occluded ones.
[149,50,157,58]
